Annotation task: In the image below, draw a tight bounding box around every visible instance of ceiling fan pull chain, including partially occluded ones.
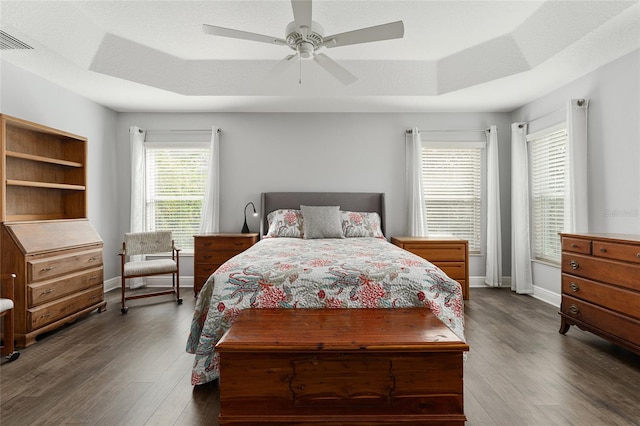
[299,54,302,84]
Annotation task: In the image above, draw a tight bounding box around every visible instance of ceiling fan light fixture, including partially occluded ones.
[285,20,324,55]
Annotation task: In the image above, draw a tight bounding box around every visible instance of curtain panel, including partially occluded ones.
[485,125,502,287]
[510,123,534,294]
[406,128,427,236]
[199,127,221,234]
[564,99,590,233]
[128,126,146,289]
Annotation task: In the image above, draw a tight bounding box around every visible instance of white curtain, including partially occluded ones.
[510,123,533,294]
[406,127,427,236]
[128,126,146,289]
[198,126,220,234]
[485,125,502,287]
[564,99,590,233]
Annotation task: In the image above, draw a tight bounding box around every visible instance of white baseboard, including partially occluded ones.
[104,276,194,293]
[469,276,560,308]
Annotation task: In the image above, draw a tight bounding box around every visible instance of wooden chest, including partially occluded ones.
[216,308,469,425]
[559,233,640,354]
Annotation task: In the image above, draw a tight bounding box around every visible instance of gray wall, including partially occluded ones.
[1,60,121,283]
[116,112,512,281]
[2,48,638,303]
[511,48,640,304]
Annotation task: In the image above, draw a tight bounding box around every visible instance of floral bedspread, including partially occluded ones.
[186,237,465,386]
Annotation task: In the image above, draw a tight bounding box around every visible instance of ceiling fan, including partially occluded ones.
[202,0,404,85]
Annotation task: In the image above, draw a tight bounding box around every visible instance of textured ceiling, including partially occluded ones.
[1,0,639,112]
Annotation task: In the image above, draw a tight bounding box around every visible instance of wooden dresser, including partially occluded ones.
[1,220,106,347]
[193,233,258,294]
[559,233,640,354]
[216,308,468,425]
[391,236,469,300]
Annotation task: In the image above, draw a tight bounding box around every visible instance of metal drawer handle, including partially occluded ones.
[40,266,55,272]
[569,305,580,315]
[569,260,579,270]
[89,257,99,262]
[569,282,580,292]
[637,253,640,258]
[571,243,578,248]
[41,289,55,295]
[599,247,607,253]
[40,312,53,319]
[89,295,100,300]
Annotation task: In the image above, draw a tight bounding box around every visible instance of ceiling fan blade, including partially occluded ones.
[202,24,286,46]
[267,54,299,79]
[322,20,404,48]
[313,53,357,86]
[291,0,313,32]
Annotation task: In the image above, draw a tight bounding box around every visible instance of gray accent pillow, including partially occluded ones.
[301,205,344,239]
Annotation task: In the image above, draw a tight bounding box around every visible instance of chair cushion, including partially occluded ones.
[124,259,177,277]
[0,298,14,313]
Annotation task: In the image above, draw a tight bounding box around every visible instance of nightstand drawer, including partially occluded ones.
[195,236,255,252]
[433,262,466,280]
[196,250,242,265]
[405,245,466,262]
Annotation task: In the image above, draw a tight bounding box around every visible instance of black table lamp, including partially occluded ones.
[242,202,258,233]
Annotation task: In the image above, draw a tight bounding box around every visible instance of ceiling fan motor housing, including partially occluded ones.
[286,21,324,58]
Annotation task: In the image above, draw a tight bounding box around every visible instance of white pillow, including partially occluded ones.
[300,205,344,239]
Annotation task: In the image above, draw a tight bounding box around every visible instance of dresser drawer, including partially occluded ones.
[561,295,640,347]
[433,262,466,280]
[402,244,466,262]
[593,240,640,264]
[562,274,640,320]
[561,253,640,292]
[28,267,104,307]
[195,236,255,253]
[28,285,104,330]
[27,248,103,282]
[561,236,592,255]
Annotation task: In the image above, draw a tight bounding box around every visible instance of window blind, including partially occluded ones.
[145,146,209,251]
[421,147,482,252]
[528,126,567,263]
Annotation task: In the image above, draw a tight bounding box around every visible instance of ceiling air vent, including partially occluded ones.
[0,30,33,50]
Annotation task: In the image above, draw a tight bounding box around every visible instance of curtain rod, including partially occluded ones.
[139,128,222,133]
[405,128,489,135]
[518,99,585,128]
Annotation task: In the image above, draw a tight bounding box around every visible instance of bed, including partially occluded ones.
[186,192,465,387]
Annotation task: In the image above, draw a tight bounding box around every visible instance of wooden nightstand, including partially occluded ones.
[391,236,469,300]
[193,233,259,294]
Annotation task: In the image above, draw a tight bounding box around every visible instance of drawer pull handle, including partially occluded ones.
[637,253,640,258]
[234,242,244,246]
[569,305,580,315]
[40,312,53,319]
[599,247,607,253]
[569,282,580,292]
[41,289,55,295]
[40,266,55,272]
[569,260,579,270]
[89,295,100,300]
[89,257,99,262]
[571,243,578,248]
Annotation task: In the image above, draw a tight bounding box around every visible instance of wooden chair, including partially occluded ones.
[1,273,20,362]
[119,231,182,313]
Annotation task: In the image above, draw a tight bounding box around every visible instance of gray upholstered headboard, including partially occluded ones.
[260,192,386,237]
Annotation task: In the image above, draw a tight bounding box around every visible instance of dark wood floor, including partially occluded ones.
[1,288,639,425]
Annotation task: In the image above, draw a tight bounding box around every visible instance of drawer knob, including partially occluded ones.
[599,247,607,253]
[569,304,580,315]
[637,253,640,258]
[569,260,579,270]
[569,282,580,292]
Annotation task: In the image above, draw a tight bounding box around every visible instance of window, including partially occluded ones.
[145,143,209,251]
[528,124,567,263]
[421,144,482,252]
